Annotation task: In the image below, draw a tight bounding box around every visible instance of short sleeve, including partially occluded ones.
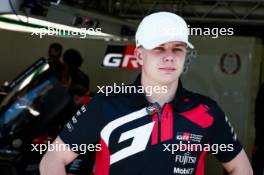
[59,94,103,153]
[209,103,242,163]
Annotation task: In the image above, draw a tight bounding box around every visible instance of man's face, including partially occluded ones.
[48,48,61,62]
[135,41,187,85]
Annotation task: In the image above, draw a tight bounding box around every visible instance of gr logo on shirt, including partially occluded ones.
[101,107,154,165]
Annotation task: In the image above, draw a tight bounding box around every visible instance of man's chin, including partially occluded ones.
[156,76,179,85]
[143,72,179,85]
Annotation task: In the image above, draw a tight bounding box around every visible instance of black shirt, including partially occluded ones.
[60,76,242,175]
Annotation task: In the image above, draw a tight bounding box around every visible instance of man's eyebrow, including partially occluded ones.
[159,43,187,47]
[172,44,187,47]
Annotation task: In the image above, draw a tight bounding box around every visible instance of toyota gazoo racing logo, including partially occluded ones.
[176,132,191,141]
[103,45,141,69]
[176,132,203,143]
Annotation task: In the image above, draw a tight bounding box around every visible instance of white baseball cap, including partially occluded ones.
[135,12,194,49]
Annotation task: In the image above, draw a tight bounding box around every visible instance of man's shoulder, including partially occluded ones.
[183,89,222,114]
[184,89,216,106]
[91,92,131,105]
[181,90,226,127]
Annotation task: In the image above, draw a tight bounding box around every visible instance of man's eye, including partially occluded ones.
[173,48,184,52]
[154,47,164,51]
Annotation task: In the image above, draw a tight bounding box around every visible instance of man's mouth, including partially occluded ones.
[159,67,176,72]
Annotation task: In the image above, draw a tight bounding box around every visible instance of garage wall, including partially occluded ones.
[0,29,140,92]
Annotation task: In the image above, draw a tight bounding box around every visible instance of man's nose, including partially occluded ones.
[163,50,175,62]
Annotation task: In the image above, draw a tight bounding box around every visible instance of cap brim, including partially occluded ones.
[141,38,194,50]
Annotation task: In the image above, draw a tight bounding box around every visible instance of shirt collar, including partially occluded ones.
[128,74,188,110]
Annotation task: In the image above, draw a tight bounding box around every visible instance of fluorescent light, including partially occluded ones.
[0,14,118,39]
[16,64,49,91]
[15,103,40,116]
[50,0,62,6]
[28,107,40,116]
[18,73,35,91]
[0,21,38,33]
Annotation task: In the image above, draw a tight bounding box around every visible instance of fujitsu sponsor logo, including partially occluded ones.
[173,167,194,174]
[175,152,197,165]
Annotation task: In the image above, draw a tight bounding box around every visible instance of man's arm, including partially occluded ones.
[39,136,79,175]
[222,149,253,175]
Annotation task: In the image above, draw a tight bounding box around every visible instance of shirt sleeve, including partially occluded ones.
[59,94,103,154]
[208,102,242,163]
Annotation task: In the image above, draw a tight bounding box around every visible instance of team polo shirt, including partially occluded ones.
[60,75,242,175]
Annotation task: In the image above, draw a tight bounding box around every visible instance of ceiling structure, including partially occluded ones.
[8,0,264,40]
[60,0,264,40]
[62,0,264,24]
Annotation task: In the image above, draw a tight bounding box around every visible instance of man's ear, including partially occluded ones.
[134,47,143,66]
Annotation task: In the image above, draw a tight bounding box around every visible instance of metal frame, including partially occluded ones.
[70,0,264,25]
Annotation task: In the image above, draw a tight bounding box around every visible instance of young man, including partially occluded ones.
[40,12,252,175]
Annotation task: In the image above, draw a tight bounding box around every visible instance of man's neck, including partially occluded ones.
[141,75,179,107]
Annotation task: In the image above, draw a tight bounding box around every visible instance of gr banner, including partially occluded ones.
[103,45,141,69]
